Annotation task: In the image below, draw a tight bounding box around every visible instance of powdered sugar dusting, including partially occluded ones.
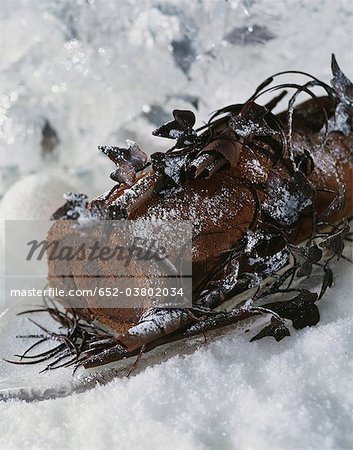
[143,185,243,236]
[244,158,266,179]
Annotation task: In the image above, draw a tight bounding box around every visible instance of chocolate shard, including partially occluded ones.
[329,102,352,135]
[189,152,217,177]
[125,140,148,169]
[99,141,148,187]
[109,161,136,185]
[150,151,188,185]
[99,141,147,170]
[331,54,353,108]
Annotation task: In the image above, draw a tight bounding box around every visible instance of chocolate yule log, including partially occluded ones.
[8,55,353,370]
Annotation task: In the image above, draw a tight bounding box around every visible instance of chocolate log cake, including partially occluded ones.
[8,55,353,370]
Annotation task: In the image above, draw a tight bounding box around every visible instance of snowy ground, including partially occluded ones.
[0,0,353,449]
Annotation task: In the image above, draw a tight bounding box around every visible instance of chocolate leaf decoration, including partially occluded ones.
[230,102,278,138]
[262,171,315,226]
[308,245,323,263]
[250,316,290,342]
[99,141,148,187]
[319,182,346,220]
[319,266,333,299]
[51,193,88,220]
[152,109,197,148]
[288,243,322,278]
[296,261,313,278]
[263,290,319,329]
[319,222,349,257]
[331,54,353,108]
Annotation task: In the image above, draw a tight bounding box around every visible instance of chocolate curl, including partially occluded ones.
[203,158,228,178]
[201,134,242,168]
[189,152,228,179]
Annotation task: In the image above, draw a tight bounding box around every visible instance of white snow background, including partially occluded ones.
[0,0,353,449]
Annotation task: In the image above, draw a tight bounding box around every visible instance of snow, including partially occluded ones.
[0,0,353,448]
[0,174,75,221]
